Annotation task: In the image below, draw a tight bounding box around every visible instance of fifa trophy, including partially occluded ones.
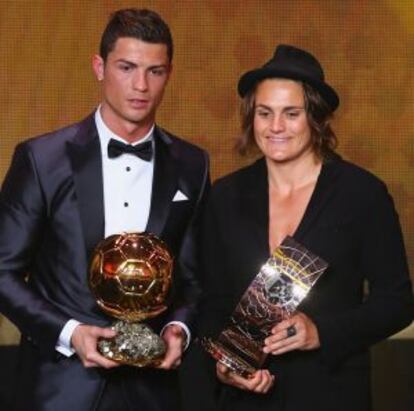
[201,236,328,377]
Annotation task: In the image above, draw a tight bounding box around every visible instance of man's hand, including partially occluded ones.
[71,324,120,368]
[216,363,275,394]
[157,324,186,369]
[263,311,320,356]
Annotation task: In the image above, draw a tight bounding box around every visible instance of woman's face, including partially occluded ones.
[253,78,313,164]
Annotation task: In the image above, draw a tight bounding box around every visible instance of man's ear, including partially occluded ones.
[92,54,105,81]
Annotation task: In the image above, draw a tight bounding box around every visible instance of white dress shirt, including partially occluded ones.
[98,109,154,237]
[56,107,190,356]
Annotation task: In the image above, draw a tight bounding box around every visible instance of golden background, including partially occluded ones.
[0,0,413,344]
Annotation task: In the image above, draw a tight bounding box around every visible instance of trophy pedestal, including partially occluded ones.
[98,321,166,367]
[201,337,256,378]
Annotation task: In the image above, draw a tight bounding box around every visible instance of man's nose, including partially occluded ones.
[132,71,148,91]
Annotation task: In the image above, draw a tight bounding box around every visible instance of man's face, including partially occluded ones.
[93,37,171,138]
[253,78,313,164]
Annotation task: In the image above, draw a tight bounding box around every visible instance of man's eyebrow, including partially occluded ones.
[147,64,169,70]
[113,59,169,70]
[114,58,137,66]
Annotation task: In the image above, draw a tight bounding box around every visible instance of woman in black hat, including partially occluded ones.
[194,45,414,411]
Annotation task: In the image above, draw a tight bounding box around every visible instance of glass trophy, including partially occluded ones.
[201,236,328,378]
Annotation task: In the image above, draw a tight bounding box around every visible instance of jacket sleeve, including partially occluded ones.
[0,143,69,356]
[313,181,414,367]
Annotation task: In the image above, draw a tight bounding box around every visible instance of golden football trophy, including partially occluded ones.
[89,232,173,367]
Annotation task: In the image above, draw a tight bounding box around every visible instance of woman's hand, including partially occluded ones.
[216,362,275,394]
[263,312,320,355]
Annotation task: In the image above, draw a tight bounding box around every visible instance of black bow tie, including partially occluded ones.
[107,138,153,161]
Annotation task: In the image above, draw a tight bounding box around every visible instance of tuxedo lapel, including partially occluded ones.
[294,155,341,241]
[145,127,178,237]
[67,115,104,258]
[238,158,270,264]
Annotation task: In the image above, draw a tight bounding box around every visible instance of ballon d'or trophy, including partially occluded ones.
[89,232,173,367]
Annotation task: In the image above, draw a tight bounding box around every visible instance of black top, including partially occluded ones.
[194,155,413,411]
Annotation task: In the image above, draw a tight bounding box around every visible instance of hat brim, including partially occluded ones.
[238,67,339,111]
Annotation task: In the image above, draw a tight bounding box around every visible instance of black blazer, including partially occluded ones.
[192,156,413,411]
[0,114,210,410]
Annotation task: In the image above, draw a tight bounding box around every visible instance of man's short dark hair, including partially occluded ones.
[100,8,173,62]
[236,80,337,159]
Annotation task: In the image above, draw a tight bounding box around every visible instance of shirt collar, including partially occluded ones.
[95,105,155,158]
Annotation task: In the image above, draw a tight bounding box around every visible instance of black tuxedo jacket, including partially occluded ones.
[0,114,210,410]
[191,156,413,411]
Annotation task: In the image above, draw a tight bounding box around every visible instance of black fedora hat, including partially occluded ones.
[238,44,339,111]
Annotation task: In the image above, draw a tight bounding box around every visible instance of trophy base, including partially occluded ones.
[200,337,256,379]
[98,321,166,367]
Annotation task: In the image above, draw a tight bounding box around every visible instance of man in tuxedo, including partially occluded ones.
[0,8,209,411]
